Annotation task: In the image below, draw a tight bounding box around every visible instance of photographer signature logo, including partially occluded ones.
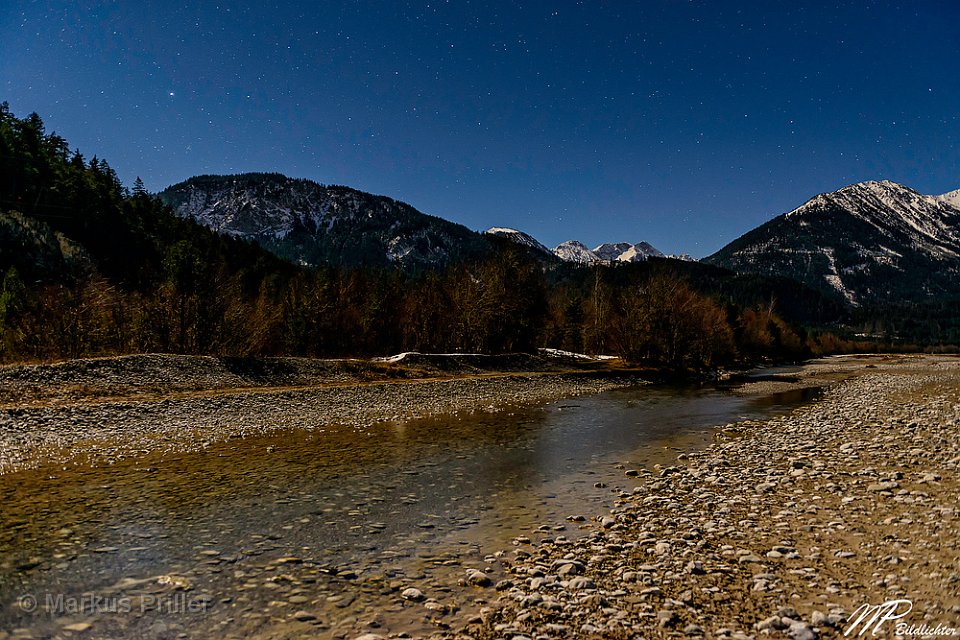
[844,599,957,637]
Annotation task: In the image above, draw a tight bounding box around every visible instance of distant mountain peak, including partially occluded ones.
[787,180,925,219]
[593,242,633,261]
[594,241,664,262]
[483,227,552,255]
[706,179,960,306]
[938,188,960,210]
[553,240,602,264]
[551,239,665,264]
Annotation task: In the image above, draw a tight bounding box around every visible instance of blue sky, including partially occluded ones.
[3,1,958,256]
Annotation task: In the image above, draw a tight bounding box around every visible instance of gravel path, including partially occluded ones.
[438,355,960,640]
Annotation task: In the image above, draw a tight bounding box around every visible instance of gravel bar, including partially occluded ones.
[447,355,960,640]
[0,359,634,474]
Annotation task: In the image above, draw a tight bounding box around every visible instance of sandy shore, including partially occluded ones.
[451,354,960,639]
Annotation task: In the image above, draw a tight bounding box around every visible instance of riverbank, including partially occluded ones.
[0,352,639,474]
[457,354,960,639]
[2,354,952,639]
[0,356,843,640]
[0,351,892,476]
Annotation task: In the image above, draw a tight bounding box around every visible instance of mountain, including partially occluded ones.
[595,241,665,262]
[705,180,960,306]
[593,242,633,261]
[551,240,665,265]
[553,240,602,264]
[940,188,960,210]
[158,173,491,269]
[483,227,553,256]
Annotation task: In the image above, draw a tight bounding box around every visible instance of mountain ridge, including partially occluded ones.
[547,239,665,265]
[158,173,492,269]
[705,179,960,306]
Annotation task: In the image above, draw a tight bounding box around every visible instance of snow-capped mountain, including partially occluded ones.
[705,180,960,305]
[159,173,490,268]
[593,242,633,261]
[939,188,960,210]
[551,240,665,265]
[483,227,553,256]
[554,240,603,264]
[596,241,665,262]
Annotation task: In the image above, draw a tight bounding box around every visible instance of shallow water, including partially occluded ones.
[0,382,820,639]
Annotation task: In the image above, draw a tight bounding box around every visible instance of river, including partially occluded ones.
[0,381,819,639]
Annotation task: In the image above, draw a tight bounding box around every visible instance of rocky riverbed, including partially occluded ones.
[2,354,957,640]
[435,355,960,639]
[0,353,632,474]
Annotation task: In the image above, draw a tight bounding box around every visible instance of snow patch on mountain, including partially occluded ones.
[593,242,633,261]
[594,241,664,262]
[785,180,960,258]
[554,240,602,264]
[938,188,960,210]
[159,173,488,268]
[707,179,960,305]
[483,227,552,255]
[822,247,858,306]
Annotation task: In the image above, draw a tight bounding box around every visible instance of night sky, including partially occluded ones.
[3,1,959,256]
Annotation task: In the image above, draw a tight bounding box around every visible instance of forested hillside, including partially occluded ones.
[0,104,872,368]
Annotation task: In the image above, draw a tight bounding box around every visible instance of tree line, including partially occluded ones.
[0,104,864,369]
[1,251,855,368]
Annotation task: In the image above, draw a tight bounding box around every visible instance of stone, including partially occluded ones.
[466,569,492,587]
[757,615,786,631]
[292,610,317,622]
[658,610,679,628]
[685,560,705,574]
[401,587,424,601]
[789,621,817,640]
[567,576,596,590]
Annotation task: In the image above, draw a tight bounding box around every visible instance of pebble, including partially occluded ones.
[0,355,632,474]
[401,587,424,602]
[292,610,317,622]
[465,569,492,587]
[472,359,960,640]
[5,355,960,640]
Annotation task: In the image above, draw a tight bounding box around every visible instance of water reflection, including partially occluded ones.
[0,382,820,638]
